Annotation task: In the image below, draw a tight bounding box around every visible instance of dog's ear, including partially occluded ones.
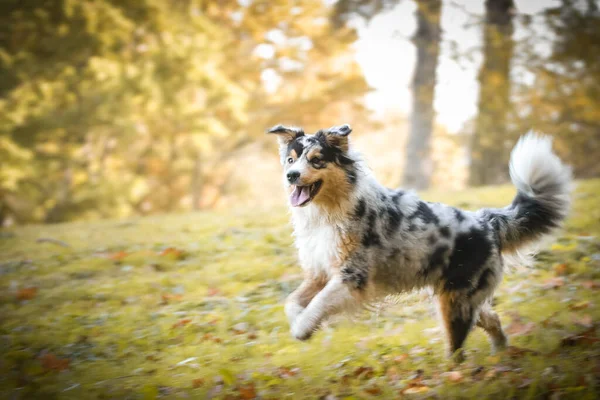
[267,125,305,147]
[322,124,352,152]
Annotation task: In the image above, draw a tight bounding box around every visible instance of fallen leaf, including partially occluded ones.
[160,247,186,260]
[553,263,570,276]
[386,366,400,383]
[161,293,183,304]
[561,328,599,347]
[238,383,256,399]
[109,251,128,261]
[40,353,70,371]
[506,346,540,358]
[506,321,536,336]
[353,366,374,379]
[16,287,38,300]
[542,277,565,289]
[402,385,429,394]
[441,371,463,382]
[582,281,600,290]
[393,354,409,363]
[364,385,382,395]
[575,315,593,328]
[192,378,204,388]
[207,287,220,296]
[277,367,299,379]
[569,301,590,310]
[172,319,192,328]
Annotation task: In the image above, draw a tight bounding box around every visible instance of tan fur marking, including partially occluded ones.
[289,149,298,160]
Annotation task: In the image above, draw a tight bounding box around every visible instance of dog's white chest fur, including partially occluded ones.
[292,212,342,278]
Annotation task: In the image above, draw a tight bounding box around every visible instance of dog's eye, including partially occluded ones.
[310,157,321,165]
[287,157,294,164]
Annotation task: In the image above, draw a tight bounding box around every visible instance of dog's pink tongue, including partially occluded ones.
[290,186,310,207]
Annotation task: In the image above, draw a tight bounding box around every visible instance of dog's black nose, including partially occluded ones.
[287,171,300,183]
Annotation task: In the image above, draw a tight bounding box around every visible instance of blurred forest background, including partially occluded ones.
[0,0,599,225]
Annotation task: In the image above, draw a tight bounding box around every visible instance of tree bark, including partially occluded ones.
[402,0,442,190]
[470,0,515,186]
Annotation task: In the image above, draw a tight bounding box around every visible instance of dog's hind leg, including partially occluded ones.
[285,276,326,326]
[476,304,508,353]
[438,292,476,362]
[290,275,359,341]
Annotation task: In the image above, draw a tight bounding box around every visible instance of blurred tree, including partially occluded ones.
[470,0,516,186]
[0,0,371,224]
[402,0,442,190]
[515,0,600,178]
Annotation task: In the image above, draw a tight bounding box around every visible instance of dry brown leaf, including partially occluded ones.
[569,301,590,310]
[353,366,374,379]
[192,378,204,388]
[109,251,128,261]
[506,321,536,336]
[542,277,565,289]
[553,263,570,276]
[207,287,220,297]
[506,346,540,358]
[402,385,429,394]
[364,385,382,395]
[172,318,192,328]
[582,281,600,290]
[442,371,463,382]
[238,383,257,400]
[161,293,183,304]
[16,287,38,300]
[160,247,186,260]
[393,354,409,363]
[575,315,593,328]
[40,353,70,371]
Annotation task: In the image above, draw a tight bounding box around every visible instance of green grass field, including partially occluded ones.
[1,180,600,399]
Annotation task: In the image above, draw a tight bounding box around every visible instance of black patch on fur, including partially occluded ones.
[468,268,494,297]
[346,168,358,185]
[385,205,402,236]
[510,191,561,236]
[354,198,366,220]
[408,223,417,232]
[362,210,381,247]
[410,202,439,225]
[443,227,491,291]
[449,311,475,351]
[341,266,368,290]
[314,131,355,167]
[453,208,465,222]
[379,191,387,201]
[391,190,405,203]
[428,235,437,245]
[287,138,305,159]
[422,244,449,277]
[439,226,451,238]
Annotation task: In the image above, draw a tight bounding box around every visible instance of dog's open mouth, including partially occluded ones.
[290,180,323,207]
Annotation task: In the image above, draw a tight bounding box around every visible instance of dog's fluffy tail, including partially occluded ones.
[483,131,572,253]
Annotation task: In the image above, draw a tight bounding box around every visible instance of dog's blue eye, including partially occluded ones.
[287,157,294,164]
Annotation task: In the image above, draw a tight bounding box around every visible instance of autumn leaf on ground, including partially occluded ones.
[40,353,70,371]
[402,385,429,394]
[161,293,183,304]
[192,378,204,388]
[506,321,536,336]
[353,366,375,380]
[441,370,463,383]
[277,367,300,379]
[238,383,257,399]
[207,287,220,296]
[542,277,566,289]
[172,319,192,328]
[160,247,186,260]
[575,315,593,328]
[561,327,599,347]
[569,301,590,310]
[364,385,382,395]
[553,263,570,276]
[582,281,600,290]
[16,287,38,300]
[109,251,128,261]
[505,346,540,359]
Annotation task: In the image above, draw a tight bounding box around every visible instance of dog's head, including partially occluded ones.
[267,124,357,208]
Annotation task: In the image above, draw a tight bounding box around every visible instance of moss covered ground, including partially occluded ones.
[1,180,600,399]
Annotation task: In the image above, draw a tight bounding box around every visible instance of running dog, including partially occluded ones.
[267,124,571,359]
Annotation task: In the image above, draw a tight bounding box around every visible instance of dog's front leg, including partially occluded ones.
[291,275,358,341]
[285,276,326,327]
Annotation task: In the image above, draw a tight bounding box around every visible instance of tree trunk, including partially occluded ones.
[402,0,442,190]
[470,0,515,186]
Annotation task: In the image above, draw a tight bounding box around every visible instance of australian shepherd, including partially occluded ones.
[267,124,571,360]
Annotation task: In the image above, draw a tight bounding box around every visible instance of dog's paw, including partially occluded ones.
[290,322,313,341]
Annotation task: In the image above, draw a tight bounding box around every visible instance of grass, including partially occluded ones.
[1,180,600,399]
